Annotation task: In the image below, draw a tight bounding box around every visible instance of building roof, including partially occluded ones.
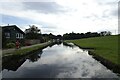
[2,25,25,34]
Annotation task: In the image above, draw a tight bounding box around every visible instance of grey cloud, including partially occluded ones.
[41,25,58,33]
[22,2,66,14]
[43,29,57,34]
[83,14,100,20]
[95,0,118,17]
[96,0,117,6]
[99,2,117,5]
[118,3,120,16]
[83,12,111,21]
[83,16,92,19]
[40,23,58,29]
[111,9,118,17]
[104,6,118,18]
[106,2,117,5]
[41,26,57,29]
[102,10,111,18]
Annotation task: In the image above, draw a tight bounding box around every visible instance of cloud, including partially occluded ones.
[96,0,118,17]
[1,14,33,25]
[41,26,57,29]
[22,2,67,14]
[0,0,118,35]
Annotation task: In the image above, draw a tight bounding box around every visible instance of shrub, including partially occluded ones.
[6,43,15,48]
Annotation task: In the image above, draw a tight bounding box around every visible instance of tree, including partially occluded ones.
[63,32,101,40]
[85,32,92,38]
[100,31,112,36]
[25,25,41,34]
[56,35,62,40]
[100,31,107,36]
[106,31,112,36]
[25,25,42,39]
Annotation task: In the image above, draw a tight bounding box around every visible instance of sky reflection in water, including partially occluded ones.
[2,43,119,78]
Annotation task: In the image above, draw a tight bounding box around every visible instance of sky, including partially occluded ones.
[0,0,119,35]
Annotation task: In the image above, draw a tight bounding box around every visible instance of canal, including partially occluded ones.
[2,43,119,78]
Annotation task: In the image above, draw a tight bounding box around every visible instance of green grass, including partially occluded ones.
[66,35,119,65]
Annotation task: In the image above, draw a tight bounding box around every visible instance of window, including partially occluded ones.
[21,34,23,39]
[5,33,10,38]
[20,34,22,39]
[16,33,23,39]
[20,34,21,39]
[16,33,20,38]
[20,34,23,39]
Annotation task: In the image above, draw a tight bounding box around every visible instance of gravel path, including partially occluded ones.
[2,42,49,54]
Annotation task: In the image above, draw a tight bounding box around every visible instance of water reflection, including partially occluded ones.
[27,50,42,62]
[2,43,119,78]
[2,50,43,71]
[2,42,59,71]
[63,42,75,48]
[2,57,26,71]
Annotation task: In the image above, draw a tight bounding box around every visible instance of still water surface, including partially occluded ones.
[2,43,119,78]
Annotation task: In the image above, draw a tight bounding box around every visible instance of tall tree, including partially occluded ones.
[25,25,42,39]
[25,25,41,34]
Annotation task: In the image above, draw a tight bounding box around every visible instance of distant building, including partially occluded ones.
[2,25,25,47]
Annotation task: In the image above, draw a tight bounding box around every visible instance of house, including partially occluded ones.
[2,25,25,47]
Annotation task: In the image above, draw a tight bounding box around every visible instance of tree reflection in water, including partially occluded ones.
[2,50,43,71]
[27,50,42,62]
[2,42,59,71]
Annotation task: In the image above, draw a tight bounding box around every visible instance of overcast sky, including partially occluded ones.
[0,0,119,35]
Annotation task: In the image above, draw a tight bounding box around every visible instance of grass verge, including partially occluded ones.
[3,42,52,57]
[65,35,119,65]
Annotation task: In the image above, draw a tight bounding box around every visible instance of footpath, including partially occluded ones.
[2,42,51,57]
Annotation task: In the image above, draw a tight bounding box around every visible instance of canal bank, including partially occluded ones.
[2,41,55,57]
[2,43,119,78]
[64,40,120,74]
[88,50,120,75]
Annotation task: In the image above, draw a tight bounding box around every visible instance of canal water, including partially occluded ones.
[2,43,119,78]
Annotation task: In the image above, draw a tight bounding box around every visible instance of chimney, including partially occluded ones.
[8,24,9,26]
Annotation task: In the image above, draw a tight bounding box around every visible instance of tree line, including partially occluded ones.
[25,25,112,41]
[1,25,112,48]
[25,25,62,42]
[63,31,111,40]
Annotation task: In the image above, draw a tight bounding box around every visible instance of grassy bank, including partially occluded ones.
[3,42,52,57]
[65,35,119,65]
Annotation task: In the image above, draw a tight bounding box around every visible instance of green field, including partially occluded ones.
[66,35,119,65]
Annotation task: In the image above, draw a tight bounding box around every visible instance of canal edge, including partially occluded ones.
[64,42,120,75]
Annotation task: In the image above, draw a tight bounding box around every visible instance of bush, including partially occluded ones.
[6,43,15,48]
